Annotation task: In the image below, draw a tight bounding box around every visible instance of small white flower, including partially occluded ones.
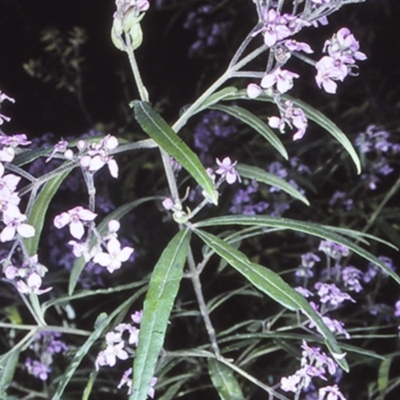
[93,238,134,273]
[215,157,241,184]
[54,206,97,239]
[0,211,35,242]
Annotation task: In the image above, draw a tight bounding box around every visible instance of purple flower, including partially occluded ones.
[93,237,134,273]
[54,206,97,240]
[315,56,346,94]
[261,68,299,94]
[394,300,400,318]
[316,28,366,93]
[319,384,347,400]
[25,359,51,381]
[0,210,35,242]
[284,39,313,54]
[325,27,366,63]
[364,256,396,283]
[341,266,363,292]
[79,135,119,178]
[319,241,349,261]
[314,282,355,309]
[215,157,241,184]
[268,161,288,180]
[268,101,308,140]
[295,253,320,279]
[257,9,292,47]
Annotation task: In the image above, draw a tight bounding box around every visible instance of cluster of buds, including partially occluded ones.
[112,0,150,51]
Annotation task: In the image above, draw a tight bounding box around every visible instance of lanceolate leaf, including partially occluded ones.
[25,169,71,256]
[208,358,245,400]
[134,101,218,205]
[377,357,392,398]
[196,86,239,114]
[237,163,309,205]
[0,348,20,397]
[211,104,288,160]
[130,229,191,400]
[195,229,349,371]
[221,90,361,174]
[194,215,400,285]
[284,95,361,175]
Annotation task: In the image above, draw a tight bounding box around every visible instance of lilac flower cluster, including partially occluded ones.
[1,92,50,294]
[363,255,396,284]
[54,212,134,274]
[247,9,366,141]
[183,4,231,58]
[1,91,134,296]
[295,241,359,341]
[25,331,68,381]
[280,340,346,399]
[354,124,400,190]
[95,310,157,398]
[316,27,366,94]
[296,241,400,340]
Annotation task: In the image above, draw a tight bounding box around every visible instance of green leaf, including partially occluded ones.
[237,163,309,205]
[134,101,218,204]
[194,215,400,285]
[284,95,361,174]
[13,148,52,167]
[196,86,239,113]
[208,358,245,400]
[377,357,392,398]
[25,169,71,256]
[81,371,98,400]
[221,90,361,174]
[130,229,191,400]
[195,229,348,371]
[157,381,186,400]
[52,287,146,400]
[0,348,20,396]
[211,104,288,160]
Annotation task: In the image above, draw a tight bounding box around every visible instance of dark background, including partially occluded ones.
[1,2,400,399]
[1,0,400,139]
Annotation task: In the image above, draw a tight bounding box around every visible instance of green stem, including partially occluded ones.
[124,40,149,102]
[172,44,267,134]
[362,176,400,234]
[0,322,91,336]
[187,248,220,356]
[124,38,182,204]
[19,161,76,197]
[28,293,47,326]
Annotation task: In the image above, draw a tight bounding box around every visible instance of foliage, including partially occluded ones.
[1,1,400,400]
